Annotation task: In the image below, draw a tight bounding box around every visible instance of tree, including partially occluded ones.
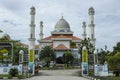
[9,68,18,77]
[39,46,56,67]
[107,52,120,76]
[97,48,109,64]
[110,42,120,56]
[62,51,74,67]
[70,41,76,48]
[0,36,28,64]
[107,42,120,76]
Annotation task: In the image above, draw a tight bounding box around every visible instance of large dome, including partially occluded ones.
[55,17,70,32]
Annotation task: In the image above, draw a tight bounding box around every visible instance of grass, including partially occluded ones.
[0,74,28,79]
[0,74,12,79]
[108,76,120,80]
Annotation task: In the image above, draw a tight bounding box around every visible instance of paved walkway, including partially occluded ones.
[25,69,89,80]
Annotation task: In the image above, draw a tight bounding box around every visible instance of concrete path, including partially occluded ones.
[24,69,89,80]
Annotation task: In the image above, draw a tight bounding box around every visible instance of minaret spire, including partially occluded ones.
[88,6,95,47]
[61,13,64,19]
[29,6,36,40]
[82,21,87,40]
[39,21,44,40]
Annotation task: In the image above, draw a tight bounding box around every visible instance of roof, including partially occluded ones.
[19,43,28,47]
[42,35,81,40]
[19,43,39,49]
[35,45,39,49]
[54,44,69,50]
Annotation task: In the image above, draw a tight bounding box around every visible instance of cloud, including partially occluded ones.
[0,0,23,10]
[0,0,120,51]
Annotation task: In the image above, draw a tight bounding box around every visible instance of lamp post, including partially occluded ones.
[19,50,24,75]
[19,50,24,63]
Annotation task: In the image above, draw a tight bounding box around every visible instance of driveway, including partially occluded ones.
[25,69,89,80]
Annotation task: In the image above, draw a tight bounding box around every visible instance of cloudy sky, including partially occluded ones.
[0,0,120,51]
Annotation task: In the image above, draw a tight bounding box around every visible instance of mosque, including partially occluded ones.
[28,6,95,63]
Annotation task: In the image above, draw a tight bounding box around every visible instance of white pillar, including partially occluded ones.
[82,46,88,76]
[39,21,44,40]
[88,7,96,47]
[82,21,87,40]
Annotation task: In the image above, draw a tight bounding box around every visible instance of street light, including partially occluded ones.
[19,50,24,64]
[19,50,24,75]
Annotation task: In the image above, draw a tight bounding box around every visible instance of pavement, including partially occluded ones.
[24,69,89,80]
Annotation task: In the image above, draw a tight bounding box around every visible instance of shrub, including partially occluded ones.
[9,68,18,77]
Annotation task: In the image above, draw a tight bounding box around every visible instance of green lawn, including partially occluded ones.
[109,76,120,80]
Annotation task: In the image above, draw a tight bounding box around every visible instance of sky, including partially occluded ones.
[0,0,120,51]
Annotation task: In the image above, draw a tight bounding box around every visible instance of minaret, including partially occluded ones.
[28,6,36,50]
[88,7,95,47]
[28,6,36,75]
[82,21,87,40]
[39,21,44,40]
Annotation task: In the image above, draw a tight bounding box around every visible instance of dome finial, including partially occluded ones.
[61,13,64,19]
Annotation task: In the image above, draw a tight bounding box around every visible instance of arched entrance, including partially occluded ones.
[56,57,64,64]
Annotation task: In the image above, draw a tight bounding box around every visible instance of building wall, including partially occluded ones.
[56,51,65,58]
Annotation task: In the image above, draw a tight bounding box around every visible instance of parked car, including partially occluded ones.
[39,61,47,68]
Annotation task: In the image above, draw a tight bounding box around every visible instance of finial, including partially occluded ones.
[31,6,35,10]
[82,21,86,25]
[40,21,43,27]
[61,13,64,19]
[0,29,3,32]
[40,21,43,25]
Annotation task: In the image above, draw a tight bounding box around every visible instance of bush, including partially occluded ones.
[9,68,18,77]
[89,69,94,76]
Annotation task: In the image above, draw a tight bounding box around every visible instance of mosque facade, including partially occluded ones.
[28,6,95,63]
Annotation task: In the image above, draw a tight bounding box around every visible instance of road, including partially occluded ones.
[25,69,89,80]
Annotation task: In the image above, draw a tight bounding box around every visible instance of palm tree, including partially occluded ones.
[39,46,56,67]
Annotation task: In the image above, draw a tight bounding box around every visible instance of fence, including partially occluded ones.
[0,64,23,75]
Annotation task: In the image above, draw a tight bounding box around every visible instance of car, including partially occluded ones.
[39,64,43,68]
[39,61,47,68]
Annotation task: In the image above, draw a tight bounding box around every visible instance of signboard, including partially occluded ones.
[29,49,34,62]
[0,42,12,48]
[94,64,98,76]
[82,62,88,75]
[0,42,12,64]
[28,62,34,73]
